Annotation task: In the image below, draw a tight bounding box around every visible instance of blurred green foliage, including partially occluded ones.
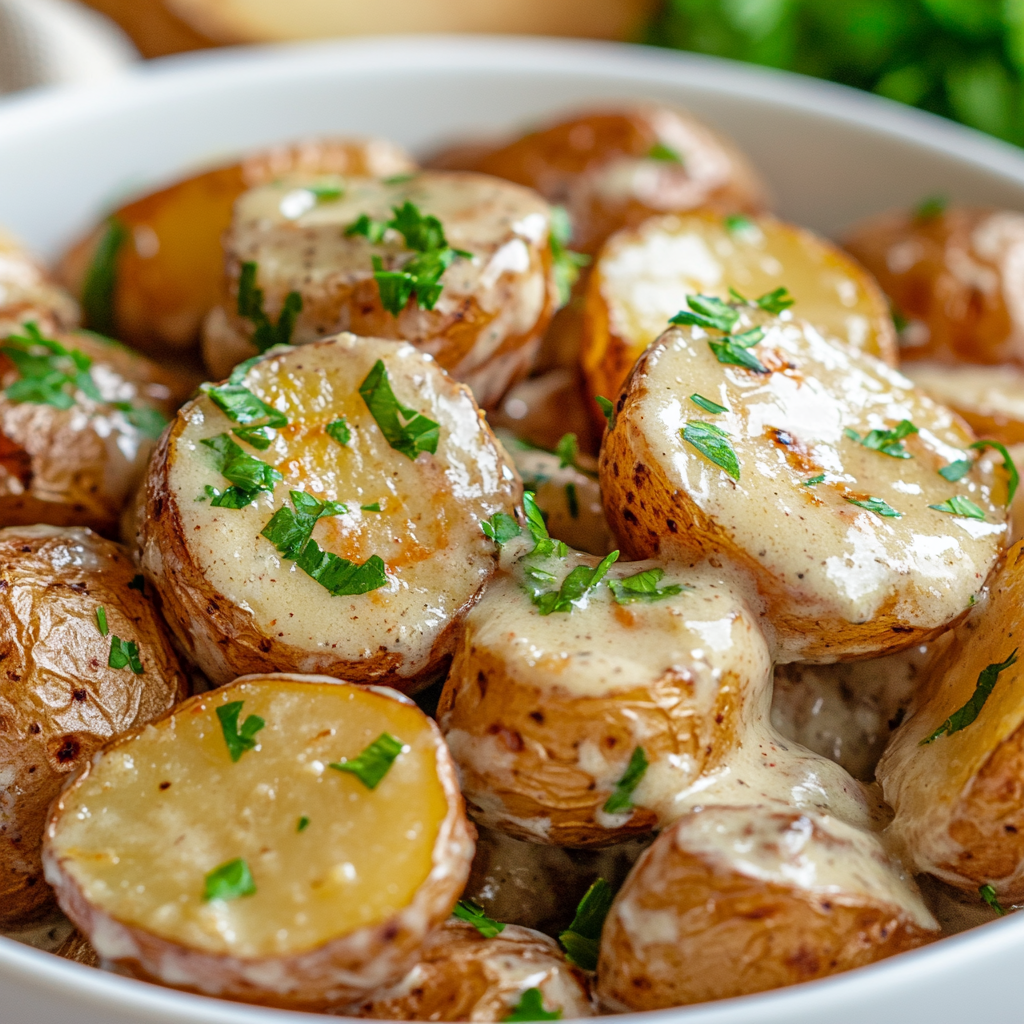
[646,0,1024,146]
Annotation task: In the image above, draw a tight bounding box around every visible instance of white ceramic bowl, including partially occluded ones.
[1,33,1023,1024]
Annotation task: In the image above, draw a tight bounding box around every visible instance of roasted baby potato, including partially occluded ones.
[597,805,936,1010]
[0,229,79,338]
[42,674,474,1010]
[438,545,772,846]
[600,307,1008,661]
[140,333,521,691]
[202,171,560,406]
[844,206,1024,367]
[433,105,768,255]
[59,138,414,357]
[879,541,1024,899]
[347,919,594,1020]
[582,211,898,419]
[0,325,177,536]
[0,525,187,925]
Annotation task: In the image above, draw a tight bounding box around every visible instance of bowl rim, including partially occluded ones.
[2,31,1024,1024]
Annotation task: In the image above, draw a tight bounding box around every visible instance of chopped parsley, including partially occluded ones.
[921,650,1018,744]
[647,140,684,163]
[939,458,972,482]
[330,732,404,789]
[203,858,256,902]
[690,393,728,414]
[202,370,287,451]
[971,440,1019,503]
[608,567,685,604]
[559,878,614,971]
[237,261,302,352]
[549,206,590,308]
[803,473,826,486]
[980,884,1006,916]
[108,636,143,674]
[553,433,583,471]
[113,401,168,440]
[1,322,101,409]
[201,433,282,507]
[361,502,381,512]
[603,746,649,814]
[216,700,265,762]
[724,213,755,234]
[670,294,739,334]
[565,482,579,518]
[844,419,918,459]
[96,606,108,637]
[523,491,566,558]
[305,181,344,201]
[453,900,505,937]
[297,815,310,832]
[326,417,351,446]
[82,217,127,336]
[708,328,768,373]
[845,496,902,518]
[359,359,440,460]
[928,495,986,520]
[682,421,740,480]
[481,511,522,547]
[915,195,948,221]
[754,286,795,314]
[595,395,615,428]
[504,989,561,1022]
[527,551,619,615]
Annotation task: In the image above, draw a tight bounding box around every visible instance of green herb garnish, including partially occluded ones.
[549,206,590,308]
[603,746,649,813]
[201,433,282,507]
[915,195,948,221]
[565,482,579,518]
[529,551,620,616]
[670,294,739,333]
[803,473,826,486]
[481,511,522,547]
[96,606,108,636]
[608,567,685,604]
[690,393,728,414]
[553,432,581,470]
[971,440,1019,503]
[682,421,740,480]
[845,496,902,518]
[755,286,795,314]
[980,884,1006,916]
[939,458,972,482]
[82,217,127,336]
[453,900,506,938]
[595,395,615,428]
[708,328,768,373]
[237,261,302,352]
[559,878,614,971]
[921,650,1018,744]
[326,418,351,446]
[297,816,310,833]
[647,141,684,163]
[523,491,565,558]
[844,419,918,459]
[1,322,102,409]
[504,989,561,1022]
[108,636,143,674]
[216,700,265,762]
[306,181,344,201]
[361,502,381,512]
[929,495,986,520]
[330,732,404,789]
[359,359,440,460]
[203,858,256,902]
[724,214,754,234]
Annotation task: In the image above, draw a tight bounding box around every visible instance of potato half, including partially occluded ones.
[140,333,520,691]
[600,309,1008,661]
[42,675,474,1010]
[438,547,772,845]
[844,206,1024,367]
[348,919,593,1020]
[879,541,1024,899]
[203,171,559,406]
[597,805,936,1010]
[582,211,898,423]
[0,327,178,536]
[58,138,414,357]
[0,229,79,338]
[0,525,187,925]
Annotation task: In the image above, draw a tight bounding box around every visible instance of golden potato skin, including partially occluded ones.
[348,920,594,1020]
[597,807,935,1010]
[0,230,79,338]
[844,207,1024,367]
[879,541,1024,898]
[0,525,187,926]
[58,138,415,357]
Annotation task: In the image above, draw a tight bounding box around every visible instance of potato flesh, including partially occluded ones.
[166,335,516,677]
[609,314,1006,634]
[47,680,447,957]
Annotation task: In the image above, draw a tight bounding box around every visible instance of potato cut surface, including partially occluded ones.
[582,211,897,414]
[600,309,1008,660]
[143,334,519,688]
[46,679,449,957]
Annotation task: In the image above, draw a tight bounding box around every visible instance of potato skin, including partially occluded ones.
[58,138,415,357]
[844,207,1024,367]
[347,920,594,1020]
[42,674,475,1010]
[0,230,79,338]
[596,807,935,1010]
[0,525,187,926]
[879,541,1024,898]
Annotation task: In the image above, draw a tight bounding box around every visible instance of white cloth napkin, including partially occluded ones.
[0,0,137,95]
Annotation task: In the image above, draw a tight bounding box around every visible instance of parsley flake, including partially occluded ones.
[647,141,684,163]
[549,206,590,307]
[359,359,440,459]
[201,433,282,507]
[523,491,565,558]
[203,858,256,902]
[595,395,615,428]
[670,294,739,334]
[529,551,620,616]
[845,496,902,518]
[297,815,310,833]
[844,419,918,459]
[755,286,795,314]
[82,217,127,336]
[481,511,522,547]
[939,458,972,483]
[690,393,728,414]
[971,440,1019,503]
[921,650,1018,744]
[980,884,1006,916]
[361,502,381,512]
[96,606,108,637]
[326,417,351,446]
[330,733,404,789]
[603,746,649,814]
[565,482,579,518]
[453,900,506,937]
[608,567,685,604]
[216,700,265,762]
[559,878,614,971]
[108,636,143,674]
[724,214,755,235]
[682,421,740,480]
[504,989,561,1022]
[803,473,826,486]
[929,495,986,520]
[1,322,102,410]
[708,328,768,373]
[237,261,302,352]
[915,195,948,221]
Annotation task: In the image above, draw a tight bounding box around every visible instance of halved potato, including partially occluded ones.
[596,805,937,1010]
[0,525,187,926]
[879,541,1024,899]
[600,308,1008,661]
[0,326,177,536]
[844,206,1024,367]
[0,229,79,338]
[140,333,521,691]
[582,211,898,420]
[438,546,772,846]
[58,138,414,357]
[347,919,594,1020]
[203,171,559,406]
[42,674,474,1010]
